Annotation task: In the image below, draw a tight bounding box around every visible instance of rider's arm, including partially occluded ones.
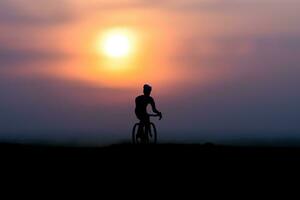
[150,98,161,114]
[150,98,162,120]
[150,98,160,114]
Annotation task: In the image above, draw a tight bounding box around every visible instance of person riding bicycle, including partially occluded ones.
[135,84,162,138]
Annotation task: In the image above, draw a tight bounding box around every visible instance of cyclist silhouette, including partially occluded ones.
[135,84,162,139]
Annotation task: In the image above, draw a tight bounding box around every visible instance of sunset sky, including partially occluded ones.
[1,0,300,145]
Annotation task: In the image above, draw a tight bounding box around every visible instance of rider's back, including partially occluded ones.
[135,95,153,114]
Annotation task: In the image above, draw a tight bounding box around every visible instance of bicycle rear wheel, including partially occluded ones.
[132,123,140,144]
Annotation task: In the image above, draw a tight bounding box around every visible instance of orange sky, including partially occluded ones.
[4,0,300,92]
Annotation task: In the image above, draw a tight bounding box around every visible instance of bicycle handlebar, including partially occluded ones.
[148,114,160,117]
[148,113,162,120]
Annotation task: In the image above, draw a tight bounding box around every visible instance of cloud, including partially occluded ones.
[0,47,69,66]
[87,0,299,13]
[164,34,300,131]
[0,0,74,25]
[0,76,135,133]
[83,0,227,13]
[171,35,300,69]
[85,0,168,10]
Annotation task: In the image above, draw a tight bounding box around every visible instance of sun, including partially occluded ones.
[103,34,130,58]
[99,28,134,58]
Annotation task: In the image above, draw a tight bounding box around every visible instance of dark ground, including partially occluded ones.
[1,143,300,191]
[2,142,300,163]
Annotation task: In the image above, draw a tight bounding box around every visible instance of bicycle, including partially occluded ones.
[132,114,160,144]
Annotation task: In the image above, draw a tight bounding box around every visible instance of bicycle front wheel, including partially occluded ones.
[149,122,157,144]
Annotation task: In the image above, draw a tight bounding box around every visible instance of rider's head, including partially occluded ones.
[143,84,152,96]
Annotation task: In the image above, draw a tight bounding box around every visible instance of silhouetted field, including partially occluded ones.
[1,142,300,181]
[1,142,300,162]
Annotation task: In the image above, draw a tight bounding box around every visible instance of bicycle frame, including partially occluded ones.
[132,115,159,144]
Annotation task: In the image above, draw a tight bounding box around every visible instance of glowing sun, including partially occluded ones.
[99,28,135,58]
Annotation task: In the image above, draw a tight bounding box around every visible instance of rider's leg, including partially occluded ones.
[137,122,144,138]
[135,113,143,138]
[136,113,150,143]
[144,116,151,140]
